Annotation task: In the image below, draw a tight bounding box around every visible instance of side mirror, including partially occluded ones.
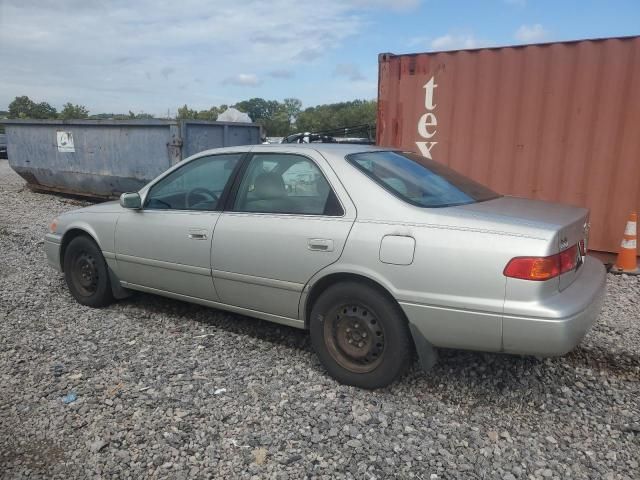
[120,192,142,209]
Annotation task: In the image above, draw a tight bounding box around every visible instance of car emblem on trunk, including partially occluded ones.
[560,237,569,250]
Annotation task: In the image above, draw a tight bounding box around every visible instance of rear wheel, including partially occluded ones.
[309,281,412,389]
[63,236,114,308]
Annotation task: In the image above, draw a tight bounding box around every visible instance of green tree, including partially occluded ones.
[89,113,118,119]
[60,102,89,119]
[233,98,300,136]
[8,96,37,118]
[196,106,223,121]
[282,97,302,125]
[296,99,376,133]
[261,108,291,137]
[177,104,198,120]
[234,98,281,123]
[31,102,58,119]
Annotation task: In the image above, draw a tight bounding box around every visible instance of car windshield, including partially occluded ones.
[346,150,500,208]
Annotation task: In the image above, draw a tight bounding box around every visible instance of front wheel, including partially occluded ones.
[309,281,412,389]
[63,236,114,308]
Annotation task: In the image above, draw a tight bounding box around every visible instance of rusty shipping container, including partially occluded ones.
[377,36,640,254]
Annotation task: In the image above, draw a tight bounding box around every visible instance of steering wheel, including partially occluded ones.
[185,187,218,209]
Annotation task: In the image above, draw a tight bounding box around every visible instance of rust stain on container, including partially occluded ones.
[377,36,640,254]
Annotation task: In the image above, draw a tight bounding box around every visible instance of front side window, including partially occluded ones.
[347,150,500,207]
[145,153,242,210]
[233,153,343,215]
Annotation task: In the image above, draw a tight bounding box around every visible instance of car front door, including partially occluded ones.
[115,152,245,300]
[211,148,356,321]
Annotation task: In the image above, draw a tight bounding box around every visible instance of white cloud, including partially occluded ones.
[0,0,398,114]
[514,24,549,43]
[222,74,262,87]
[333,63,365,82]
[430,33,489,51]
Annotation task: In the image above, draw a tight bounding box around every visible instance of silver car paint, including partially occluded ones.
[115,209,221,301]
[210,146,357,319]
[46,143,606,363]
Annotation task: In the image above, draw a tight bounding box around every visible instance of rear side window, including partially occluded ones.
[233,153,343,216]
[347,151,500,207]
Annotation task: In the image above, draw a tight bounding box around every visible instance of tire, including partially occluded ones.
[309,281,412,389]
[63,235,114,308]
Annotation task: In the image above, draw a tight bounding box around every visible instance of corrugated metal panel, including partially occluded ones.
[2,119,261,198]
[377,36,640,254]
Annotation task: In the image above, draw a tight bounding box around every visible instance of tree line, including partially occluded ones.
[5,96,154,121]
[3,95,377,136]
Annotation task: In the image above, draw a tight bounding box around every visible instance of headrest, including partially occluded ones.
[254,172,287,200]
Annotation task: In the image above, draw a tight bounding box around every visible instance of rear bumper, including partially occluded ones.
[502,257,607,356]
[400,257,606,361]
[44,233,62,272]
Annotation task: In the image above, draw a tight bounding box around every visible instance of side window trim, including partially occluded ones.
[223,152,345,217]
[222,152,254,211]
[143,152,249,212]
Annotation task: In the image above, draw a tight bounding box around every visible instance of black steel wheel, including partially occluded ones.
[310,281,412,389]
[70,251,99,297]
[324,303,386,374]
[63,235,114,308]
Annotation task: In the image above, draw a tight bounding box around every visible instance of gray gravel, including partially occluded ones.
[0,159,638,479]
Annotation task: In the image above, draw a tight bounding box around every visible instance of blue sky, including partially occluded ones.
[1,0,638,116]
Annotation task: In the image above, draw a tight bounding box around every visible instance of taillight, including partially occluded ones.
[558,244,578,273]
[504,244,578,281]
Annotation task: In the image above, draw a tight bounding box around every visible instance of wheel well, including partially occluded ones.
[59,229,96,271]
[304,272,401,328]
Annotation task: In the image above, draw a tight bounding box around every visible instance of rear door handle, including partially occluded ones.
[308,238,334,252]
[188,229,208,240]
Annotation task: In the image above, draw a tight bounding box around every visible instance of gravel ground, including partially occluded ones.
[0,159,638,480]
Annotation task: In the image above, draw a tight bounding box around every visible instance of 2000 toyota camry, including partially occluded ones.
[44,144,606,388]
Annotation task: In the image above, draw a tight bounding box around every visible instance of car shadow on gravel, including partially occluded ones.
[110,290,640,399]
[119,292,311,351]
[109,291,637,397]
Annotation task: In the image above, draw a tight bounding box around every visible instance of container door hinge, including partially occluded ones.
[167,135,183,165]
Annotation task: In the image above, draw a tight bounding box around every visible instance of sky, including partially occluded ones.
[1,0,638,116]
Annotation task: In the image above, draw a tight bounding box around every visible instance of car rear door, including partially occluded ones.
[211,147,356,321]
[114,152,245,300]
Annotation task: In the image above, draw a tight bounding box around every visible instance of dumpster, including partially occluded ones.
[377,35,640,254]
[2,119,261,198]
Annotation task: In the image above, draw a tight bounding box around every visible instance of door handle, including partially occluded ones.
[308,238,334,252]
[188,230,208,240]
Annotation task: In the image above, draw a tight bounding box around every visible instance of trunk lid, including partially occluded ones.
[457,196,590,290]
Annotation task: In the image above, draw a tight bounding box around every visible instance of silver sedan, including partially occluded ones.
[45,144,606,388]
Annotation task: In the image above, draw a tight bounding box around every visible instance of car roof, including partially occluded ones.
[193,143,397,160]
[257,143,392,155]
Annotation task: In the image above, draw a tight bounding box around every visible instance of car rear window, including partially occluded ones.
[346,150,500,207]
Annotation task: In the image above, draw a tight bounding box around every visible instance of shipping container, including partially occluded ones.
[2,119,261,198]
[377,36,640,254]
